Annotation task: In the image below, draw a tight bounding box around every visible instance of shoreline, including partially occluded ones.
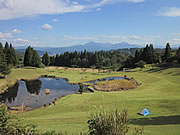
[0,72,140,113]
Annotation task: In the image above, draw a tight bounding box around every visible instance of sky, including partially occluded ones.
[0,0,180,48]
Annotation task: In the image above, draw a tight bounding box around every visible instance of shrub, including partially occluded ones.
[0,106,38,135]
[87,108,129,135]
[79,84,84,94]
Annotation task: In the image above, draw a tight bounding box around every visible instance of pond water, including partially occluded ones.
[86,77,124,84]
[0,78,80,109]
[0,76,124,109]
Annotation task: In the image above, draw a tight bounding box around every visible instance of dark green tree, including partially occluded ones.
[0,42,5,65]
[149,44,155,64]
[135,60,146,70]
[3,42,10,65]
[24,46,41,67]
[32,50,41,67]
[164,43,171,62]
[175,47,180,63]
[8,43,17,66]
[0,62,11,78]
[42,52,50,66]
[134,50,141,63]
[24,46,33,66]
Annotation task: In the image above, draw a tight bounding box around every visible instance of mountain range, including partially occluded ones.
[15,42,141,55]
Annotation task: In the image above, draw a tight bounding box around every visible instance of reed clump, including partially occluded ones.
[94,79,138,91]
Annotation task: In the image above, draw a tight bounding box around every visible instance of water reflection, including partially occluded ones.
[0,83,19,103]
[25,80,42,95]
[0,78,80,109]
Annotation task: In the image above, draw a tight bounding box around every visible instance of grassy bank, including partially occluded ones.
[1,65,180,134]
[0,67,115,92]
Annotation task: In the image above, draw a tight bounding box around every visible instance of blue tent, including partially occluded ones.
[139,108,150,116]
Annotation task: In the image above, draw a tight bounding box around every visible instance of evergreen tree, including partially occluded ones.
[32,50,41,67]
[176,47,180,63]
[24,46,41,67]
[8,43,17,66]
[24,46,33,66]
[134,50,141,63]
[142,44,149,63]
[42,52,50,66]
[164,43,171,61]
[3,42,10,64]
[0,42,5,65]
[149,44,155,64]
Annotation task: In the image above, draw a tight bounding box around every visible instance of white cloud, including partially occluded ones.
[12,38,41,47]
[13,38,30,46]
[157,7,180,17]
[126,0,144,3]
[40,24,53,30]
[0,0,85,20]
[0,0,144,20]
[168,38,180,44]
[63,34,160,45]
[52,18,59,22]
[72,1,79,5]
[0,32,12,40]
[96,8,101,11]
[90,0,144,8]
[13,29,22,33]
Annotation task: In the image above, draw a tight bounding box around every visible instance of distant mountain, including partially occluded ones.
[49,42,141,54]
[14,42,180,55]
[15,49,45,56]
[15,42,141,55]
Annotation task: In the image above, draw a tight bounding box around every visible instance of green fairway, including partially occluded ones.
[1,65,180,134]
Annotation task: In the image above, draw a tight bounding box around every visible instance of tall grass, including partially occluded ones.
[87,107,129,135]
[94,79,137,91]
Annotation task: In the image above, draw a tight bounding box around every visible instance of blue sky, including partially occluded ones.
[0,0,180,47]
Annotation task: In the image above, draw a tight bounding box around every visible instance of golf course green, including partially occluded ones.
[1,65,180,134]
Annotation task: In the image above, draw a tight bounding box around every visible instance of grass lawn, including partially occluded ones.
[1,65,180,134]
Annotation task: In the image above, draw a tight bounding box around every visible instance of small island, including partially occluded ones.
[94,79,139,92]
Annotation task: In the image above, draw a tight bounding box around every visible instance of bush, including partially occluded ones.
[87,108,129,135]
[0,106,38,135]
[79,84,84,94]
[87,108,144,135]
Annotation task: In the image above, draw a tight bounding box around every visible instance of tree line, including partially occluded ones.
[1,41,180,78]
[0,42,17,77]
[43,50,128,71]
[131,43,180,68]
[41,43,180,70]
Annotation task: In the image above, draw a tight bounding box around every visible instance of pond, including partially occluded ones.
[0,78,80,109]
[0,76,124,109]
[86,77,124,84]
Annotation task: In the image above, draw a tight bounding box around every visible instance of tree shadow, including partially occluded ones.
[144,64,180,73]
[173,73,180,76]
[0,76,5,79]
[129,115,180,125]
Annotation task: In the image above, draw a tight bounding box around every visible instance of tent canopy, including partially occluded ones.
[139,108,150,116]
